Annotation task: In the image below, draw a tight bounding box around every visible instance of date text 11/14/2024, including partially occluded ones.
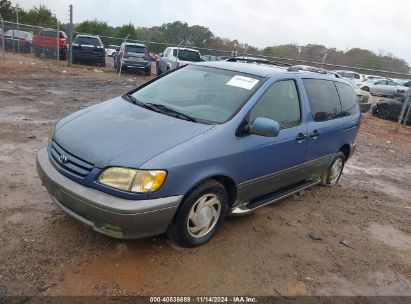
[149,296,257,303]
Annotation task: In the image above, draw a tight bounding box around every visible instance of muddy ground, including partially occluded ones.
[0,54,410,298]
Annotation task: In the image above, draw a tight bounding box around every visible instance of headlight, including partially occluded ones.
[98,167,167,193]
[48,125,55,145]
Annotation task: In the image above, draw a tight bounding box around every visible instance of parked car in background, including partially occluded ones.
[333,70,364,87]
[113,42,151,76]
[72,34,105,66]
[356,89,372,113]
[105,45,119,57]
[360,79,409,97]
[289,65,337,77]
[37,60,360,247]
[372,96,411,125]
[364,75,385,82]
[156,47,202,74]
[403,80,411,87]
[32,29,67,60]
[150,53,159,62]
[2,30,32,53]
[202,55,221,61]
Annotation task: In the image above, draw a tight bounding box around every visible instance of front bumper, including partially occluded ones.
[36,147,182,239]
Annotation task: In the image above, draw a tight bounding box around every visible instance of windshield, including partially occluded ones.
[125,45,147,53]
[173,49,202,62]
[130,65,262,123]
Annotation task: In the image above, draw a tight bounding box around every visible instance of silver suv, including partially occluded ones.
[114,42,151,76]
[156,47,203,75]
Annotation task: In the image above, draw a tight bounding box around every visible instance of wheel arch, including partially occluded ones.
[339,144,351,161]
[182,174,238,209]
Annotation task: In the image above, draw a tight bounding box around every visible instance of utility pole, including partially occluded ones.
[394,89,410,132]
[68,4,73,67]
[0,14,5,61]
[321,51,328,69]
[56,18,60,64]
[16,5,20,54]
[118,34,130,77]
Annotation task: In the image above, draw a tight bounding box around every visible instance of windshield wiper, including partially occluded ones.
[123,94,160,113]
[146,103,197,122]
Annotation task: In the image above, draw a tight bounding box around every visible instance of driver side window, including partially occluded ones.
[249,80,301,129]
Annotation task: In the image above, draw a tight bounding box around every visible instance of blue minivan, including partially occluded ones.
[37,60,361,247]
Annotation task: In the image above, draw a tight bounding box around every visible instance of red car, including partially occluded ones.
[32,29,68,60]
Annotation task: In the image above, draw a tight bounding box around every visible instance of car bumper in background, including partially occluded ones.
[36,147,182,239]
[73,52,105,61]
[122,60,151,70]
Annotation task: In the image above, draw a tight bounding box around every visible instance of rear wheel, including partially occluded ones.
[167,180,228,247]
[376,103,392,120]
[321,152,345,187]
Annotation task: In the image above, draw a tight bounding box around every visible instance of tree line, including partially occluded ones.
[1,0,409,74]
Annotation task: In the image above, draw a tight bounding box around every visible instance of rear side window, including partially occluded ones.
[303,79,342,122]
[250,80,301,129]
[335,82,358,116]
[125,45,147,53]
[173,49,202,62]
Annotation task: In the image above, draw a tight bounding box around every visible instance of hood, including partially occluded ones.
[54,97,213,168]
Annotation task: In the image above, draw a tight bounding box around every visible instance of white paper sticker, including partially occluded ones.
[226,75,259,90]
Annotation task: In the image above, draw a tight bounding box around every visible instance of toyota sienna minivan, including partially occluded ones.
[37,60,361,247]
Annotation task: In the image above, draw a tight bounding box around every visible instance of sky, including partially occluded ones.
[11,0,411,65]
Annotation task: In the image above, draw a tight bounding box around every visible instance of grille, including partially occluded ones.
[50,141,94,177]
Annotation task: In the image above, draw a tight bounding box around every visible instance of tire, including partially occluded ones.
[156,63,162,75]
[321,152,345,187]
[167,180,228,247]
[376,104,392,120]
[362,86,370,92]
[34,48,41,57]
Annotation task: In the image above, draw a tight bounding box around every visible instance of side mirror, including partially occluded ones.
[249,117,280,137]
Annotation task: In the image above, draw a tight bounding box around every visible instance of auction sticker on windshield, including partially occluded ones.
[226,75,259,90]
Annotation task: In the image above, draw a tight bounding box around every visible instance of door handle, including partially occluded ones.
[310,130,320,138]
[295,133,306,141]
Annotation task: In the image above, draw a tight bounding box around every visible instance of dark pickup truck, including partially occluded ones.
[32,29,68,60]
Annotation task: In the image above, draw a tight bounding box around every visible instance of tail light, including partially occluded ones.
[176,61,180,68]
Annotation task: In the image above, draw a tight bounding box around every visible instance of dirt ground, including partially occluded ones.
[0,53,410,298]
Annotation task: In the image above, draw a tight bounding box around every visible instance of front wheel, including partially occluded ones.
[167,180,228,247]
[321,152,345,187]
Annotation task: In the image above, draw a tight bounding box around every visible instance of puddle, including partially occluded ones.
[368,223,411,252]
[317,272,411,296]
[344,163,411,182]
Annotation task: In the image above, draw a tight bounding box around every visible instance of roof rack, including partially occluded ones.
[226,57,291,67]
[287,65,340,78]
